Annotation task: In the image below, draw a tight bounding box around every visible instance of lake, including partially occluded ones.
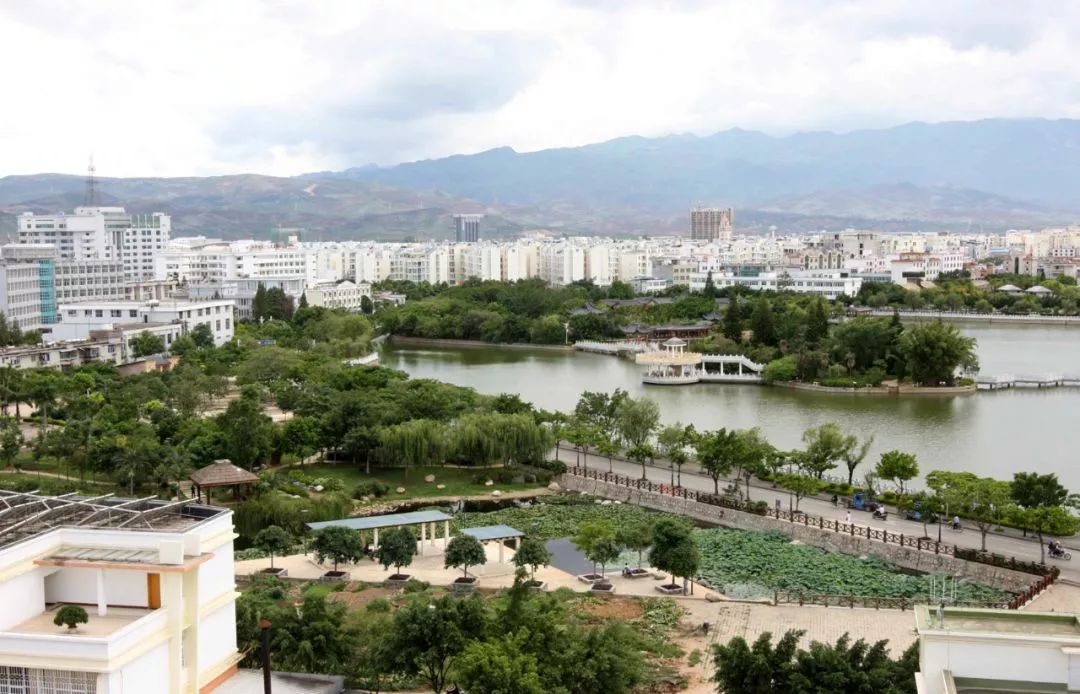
[379,323,1080,490]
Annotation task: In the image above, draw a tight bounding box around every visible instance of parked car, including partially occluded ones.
[904,508,939,523]
[848,492,884,511]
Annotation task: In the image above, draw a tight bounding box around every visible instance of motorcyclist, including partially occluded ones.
[952,516,961,531]
[1049,540,1062,557]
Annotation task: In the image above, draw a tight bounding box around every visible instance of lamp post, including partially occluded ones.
[563,322,571,345]
[260,619,272,694]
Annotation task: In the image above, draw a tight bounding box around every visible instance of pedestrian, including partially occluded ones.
[845,510,852,524]
[703,620,710,636]
[775,498,781,512]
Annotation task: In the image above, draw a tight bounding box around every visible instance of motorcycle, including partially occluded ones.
[872,507,888,521]
[1050,549,1072,561]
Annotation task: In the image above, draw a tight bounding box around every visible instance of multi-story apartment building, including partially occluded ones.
[0,490,238,693]
[304,280,372,311]
[0,244,57,333]
[689,207,734,242]
[538,244,584,286]
[123,213,171,281]
[454,214,482,243]
[54,260,126,303]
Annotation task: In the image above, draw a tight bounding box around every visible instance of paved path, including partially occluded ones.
[556,449,1080,584]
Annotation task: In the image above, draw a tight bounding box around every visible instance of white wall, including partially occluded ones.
[103,641,169,694]
[0,570,46,630]
[197,544,235,600]
[197,602,237,680]
[43,568,149,608]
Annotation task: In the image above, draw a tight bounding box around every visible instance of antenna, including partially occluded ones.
[85,155,99,207]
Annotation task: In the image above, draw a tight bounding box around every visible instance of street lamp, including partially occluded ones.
[563,322,571,345]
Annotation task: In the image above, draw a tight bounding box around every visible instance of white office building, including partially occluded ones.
[50,299,235,347]
[0,490,238,694]
[303,280,372,311]
[0,244,57,333]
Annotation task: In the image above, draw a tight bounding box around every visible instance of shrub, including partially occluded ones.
[403,579,431,593]
[53,605,89,631]
[353,480,390,499]
[366,598,391,613]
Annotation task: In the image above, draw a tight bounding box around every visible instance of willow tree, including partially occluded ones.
[448,412,552,468]
[377,419,448,480]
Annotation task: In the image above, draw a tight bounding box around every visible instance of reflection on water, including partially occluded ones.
[382,324,1080,489]
[545,537,594,576]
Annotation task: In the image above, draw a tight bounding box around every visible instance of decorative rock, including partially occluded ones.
[705,593,723,603]
[600,500,612,506]
[436,484,446,490]
[491,490,502,497]
[547,482,560,491]
[396,487,406,494]
[484,480,494,486]
[424,474,436,483]
[313,485,324,492]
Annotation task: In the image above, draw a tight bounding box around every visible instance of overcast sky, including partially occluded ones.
[2,0,1078,178]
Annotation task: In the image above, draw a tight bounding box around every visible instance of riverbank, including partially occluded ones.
[774,381,976,396]
[387,335,573,352]
[857,309,1080,326]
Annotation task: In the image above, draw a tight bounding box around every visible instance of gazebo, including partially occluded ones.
[189,460,259,504]
[460,525,524,563]
[307,510,453,556]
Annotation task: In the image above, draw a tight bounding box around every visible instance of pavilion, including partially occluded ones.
[307,510,452,556]
[460,525,524,563]
[189,459,259,504]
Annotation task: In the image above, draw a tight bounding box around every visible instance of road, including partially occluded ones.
[554,448,1080,584]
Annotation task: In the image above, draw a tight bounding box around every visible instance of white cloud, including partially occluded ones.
[0,0,1077,177]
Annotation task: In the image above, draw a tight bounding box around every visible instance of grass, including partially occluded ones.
[295,464,546,500]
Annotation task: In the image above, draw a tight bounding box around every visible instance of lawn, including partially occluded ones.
[292,464,547,500]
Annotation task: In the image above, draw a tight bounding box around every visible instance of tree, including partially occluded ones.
[615,517,653,568]
[190,323,215,349]
[657,423,689,487]
[298,291,309,310]
[776,473,819,512]
[1011,472,1070,510]
[587,538,621,580]
[750,297,776,346]
[595,433,621,474]
[615,396,659,453]
[572,520,616,576]
[624,442,655,481]
[131,330,166,358]
[269,593,357,675]
[389,594,490,694]
[695,428,739,494]
[53,605,89,631]
[254,525,292,570]
[731,428,773,502]
[252,283,270,321]
[376,526,417,576]
[712,629,802,694]
[312,526,363,573]
[875,450,919,496]
[648,518,697,591]
[23,370,58,440]
[723,294,742,342]
[445,534,487,579]
[898,320,978,385]
[512,536,552,583]
[960,476,1012,551]
[805,296,830,346]
[217,387,275,470]
[702,270,717,299]
[0,418,24,470]
[800,423,851,479]
[1015,505,1079,563]
[456,636,545,694]
[762,356,797,383]
[360,294,374,314]
[840,434,874,486]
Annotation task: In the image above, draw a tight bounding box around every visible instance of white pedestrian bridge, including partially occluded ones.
[634,338,764,385]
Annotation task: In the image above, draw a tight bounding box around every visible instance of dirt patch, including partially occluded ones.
[580,596,645,621]
[326,584,395,609]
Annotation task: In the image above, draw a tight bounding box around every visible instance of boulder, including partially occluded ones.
[436,484,446,490]
[396,487,406,494]
[547,481,560,491]
[312,485,324,492]
[491,490,503,497]
[424,474,436,483]
[705,593,724,603]
[484,480,494,486]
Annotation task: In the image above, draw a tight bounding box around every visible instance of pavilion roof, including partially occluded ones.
[189,460,259,488]
[307,509,452,532]
[460,525,523,541]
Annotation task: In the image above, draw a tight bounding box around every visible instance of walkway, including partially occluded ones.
[555,449,1080,584]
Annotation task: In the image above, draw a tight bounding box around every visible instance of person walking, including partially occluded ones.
[845,510,852,524]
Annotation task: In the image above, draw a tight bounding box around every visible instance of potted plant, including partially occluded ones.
[445,534,486,592]
[512,536,552,589]
[53,605,89,633]
[572,520,614,584]
[254,525,292,577]
[311,526,363,581]
[376,527,417,585]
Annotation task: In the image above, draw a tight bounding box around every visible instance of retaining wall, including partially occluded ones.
[559,475,1038,594]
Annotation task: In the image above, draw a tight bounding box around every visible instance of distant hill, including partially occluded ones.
[2,119,1078,239]
[333,118,1080,226]
[0,174,522,241]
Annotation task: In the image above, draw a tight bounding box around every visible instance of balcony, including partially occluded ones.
[0,606,166,663]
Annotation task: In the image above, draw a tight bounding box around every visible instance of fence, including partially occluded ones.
[771,591,1011,611]
[565,466,1058,579]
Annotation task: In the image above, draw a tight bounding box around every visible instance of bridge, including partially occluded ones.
[976,374,1080,390]
[574,340,656,355]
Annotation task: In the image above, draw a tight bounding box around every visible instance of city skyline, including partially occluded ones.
[1,1,1078,177]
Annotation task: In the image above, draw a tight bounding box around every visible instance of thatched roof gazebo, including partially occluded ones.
[189,459,259,504]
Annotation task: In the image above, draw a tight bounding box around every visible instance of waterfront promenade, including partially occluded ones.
[554,448,1080,585]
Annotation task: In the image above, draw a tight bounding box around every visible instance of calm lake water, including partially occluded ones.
[380,323,1080,490]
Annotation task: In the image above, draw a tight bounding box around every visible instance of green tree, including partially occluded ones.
[657,423,689,487]
[254,525,292,570]
[875,450,919,496]
[512,536,552,583]
[360,294,374,314]
[762,356,797,383]
[269,593,357,675]
[572,520,616,577]
[217,387,275,470]
[312,525,363,573]
[53,605,89,631]
[696,428,739,494]
[376,526,417,576]
[805,296,830,346]
[445,534,487,579]
[616,517,654,568]
[898,320,978,385]
[648,518,697,591]
[456,636,545,694]
[776,472,819,512]
[1011,472,1070,509]
[190,323,215,349]
[841,434,874,486]
[723,294,743,342]
[252,283,270,321]
[800,422,852,479]
[615,396,659,477]
[0,418,24,470]
[389,594,490,694]
[750,297,776,346]
[24,370,59,440]
[131,330,166,358]
[1015,505,1080,563]
[702,271,717,299]
[586,538,621,579]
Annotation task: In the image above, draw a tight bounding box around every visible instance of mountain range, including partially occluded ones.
[2,118,1078,240]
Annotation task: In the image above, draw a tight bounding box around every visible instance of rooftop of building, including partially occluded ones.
[215,670,344,694]
[10,605,153,638]
[916,606,1080,639]
[0,490,228,551]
